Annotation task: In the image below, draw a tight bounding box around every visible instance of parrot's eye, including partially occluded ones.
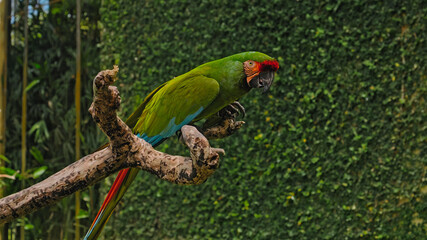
[244,60,260,79]
[244,60,257,70]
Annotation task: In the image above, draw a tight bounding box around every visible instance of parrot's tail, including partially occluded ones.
[84,134,163,240]
[84,167,139,240]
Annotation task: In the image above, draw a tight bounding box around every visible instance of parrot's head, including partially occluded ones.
[243,57,279,93]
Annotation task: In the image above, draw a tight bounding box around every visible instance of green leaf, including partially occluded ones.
[51,7,61,15]
[0,166,18,175]
[32,166,48,179]
[76,209,89,219]
[30,147,44,164]
[24,224,34,230]
[362,60,376,69]
[25,79,40,92]
[0,154,11,163]
[33,62,41,69]
[29,120,50,143]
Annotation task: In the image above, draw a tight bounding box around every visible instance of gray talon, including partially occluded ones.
[231,101,245,118]
[217,101,246,120]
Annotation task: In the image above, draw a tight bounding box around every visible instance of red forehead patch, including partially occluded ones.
[260,60,279,72]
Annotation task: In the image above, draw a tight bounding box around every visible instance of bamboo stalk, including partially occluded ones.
[0,0,11,239]
[20,0,29,239]
[0,0,9,159]
[75,0,82,239]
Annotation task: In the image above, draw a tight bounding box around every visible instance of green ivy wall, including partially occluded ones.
[99,0,426,239]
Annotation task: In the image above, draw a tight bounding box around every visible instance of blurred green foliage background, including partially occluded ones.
[4,1,101,239]
[3,0,426,239]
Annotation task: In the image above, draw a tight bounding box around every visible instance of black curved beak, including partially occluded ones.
[249,70,275,93]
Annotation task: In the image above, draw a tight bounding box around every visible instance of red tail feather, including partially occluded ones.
[89,168,130,228]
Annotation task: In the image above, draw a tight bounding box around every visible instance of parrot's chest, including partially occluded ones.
[197,82,248,120]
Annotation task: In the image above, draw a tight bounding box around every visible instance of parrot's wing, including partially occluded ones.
[133,75,220,138]
[84,75,219,240]
[124,81,168,129]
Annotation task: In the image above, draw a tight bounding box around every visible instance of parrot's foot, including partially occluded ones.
[201,118,245,140]
[219,101,246,119]
[200,101,246,139]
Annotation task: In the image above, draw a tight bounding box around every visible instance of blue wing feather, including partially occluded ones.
[136,106,204,145]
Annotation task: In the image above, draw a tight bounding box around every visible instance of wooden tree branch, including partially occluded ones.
[0,66,243,224]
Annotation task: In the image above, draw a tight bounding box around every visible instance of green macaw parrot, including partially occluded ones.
[84,51,279,239]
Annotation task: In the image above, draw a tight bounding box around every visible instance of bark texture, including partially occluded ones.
[0,66,242,224]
